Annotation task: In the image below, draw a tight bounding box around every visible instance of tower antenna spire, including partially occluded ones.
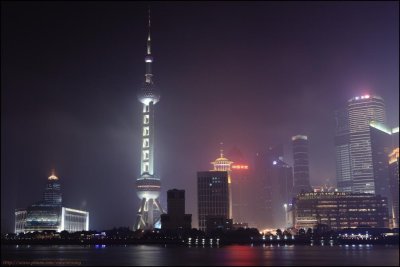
[220,141,224,158]
[147,6,151,55]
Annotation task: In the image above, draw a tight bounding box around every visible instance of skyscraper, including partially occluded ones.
[256,144,294,229]
[292,135,312,195]
[388,148,399,228]
[210,149,233,219]
[267,158,294,229]
[134,9,164,230]
[253,150,268,229]
[197,171,229,232]
[369,122,392,201]
[253,145,283,229]
[227,147,250,224]
[348,95,386,193]
[43,170,62,206]
[334,107,352,192]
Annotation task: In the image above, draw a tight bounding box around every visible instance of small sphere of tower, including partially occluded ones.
[145,55,153,63]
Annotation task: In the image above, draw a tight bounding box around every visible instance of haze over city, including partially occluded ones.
[1,1,399,233]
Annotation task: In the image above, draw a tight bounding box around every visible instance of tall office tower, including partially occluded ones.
[264,144,293,228]
[369,122,392,201]
[292,135,312,196]
[43,170,62,206]
[253,145,285,230]
[348,95,386,193]
[254,151,268,230]
[160,189,192,230]
[334,107,352,192]
[253,144,293,230]
[197,171,229,232]
[267,158,294,229]
[210,149,233,219]
[227,147,250,224]
[265,145,285,196]
[134,9,164,230]
[388,148,399,228]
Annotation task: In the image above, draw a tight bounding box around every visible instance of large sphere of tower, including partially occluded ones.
[138,54,160,105]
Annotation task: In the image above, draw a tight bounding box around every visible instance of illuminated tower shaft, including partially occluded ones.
[134,9,164,230]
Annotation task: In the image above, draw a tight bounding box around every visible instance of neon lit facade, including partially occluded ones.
[134,9,164,230]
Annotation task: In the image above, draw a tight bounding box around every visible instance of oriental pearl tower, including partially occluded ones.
[134,8,164,230]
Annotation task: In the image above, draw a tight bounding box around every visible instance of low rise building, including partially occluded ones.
[292,192,389,230]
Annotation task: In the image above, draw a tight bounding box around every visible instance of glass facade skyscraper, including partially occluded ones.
[369,123,392,201]
[292,135,312,195]
[254,144,285,229]
[266,158,294,228]
[348,95,386,193]
[334,107,352,192]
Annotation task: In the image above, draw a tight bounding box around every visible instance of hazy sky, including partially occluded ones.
[1,1,399,233]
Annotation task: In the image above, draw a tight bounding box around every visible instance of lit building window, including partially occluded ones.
[143,163,149,172]
[143,150,149,160]
[143,139,149,148]
[143,127,149,136]
[143,105,150,113]
[144,115,149,124]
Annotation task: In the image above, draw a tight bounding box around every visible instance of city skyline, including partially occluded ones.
[1,2,399,233]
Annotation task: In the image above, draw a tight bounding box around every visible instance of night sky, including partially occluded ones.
[1,1,398,233]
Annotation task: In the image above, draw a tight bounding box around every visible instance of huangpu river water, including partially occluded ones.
[1,244,399,266]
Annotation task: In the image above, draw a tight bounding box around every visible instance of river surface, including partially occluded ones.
[2,244,399,266]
